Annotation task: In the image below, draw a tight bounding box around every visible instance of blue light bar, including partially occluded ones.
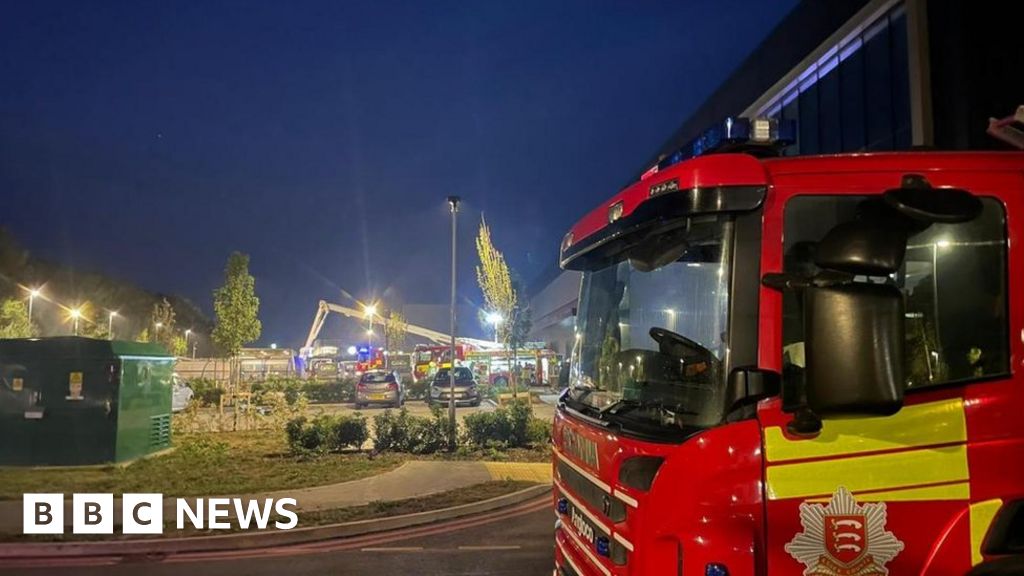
[706,563,729,576]
[657,117,796,170]
[557,497,569,515]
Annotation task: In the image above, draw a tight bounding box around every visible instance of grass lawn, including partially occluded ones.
[0,430,405,501]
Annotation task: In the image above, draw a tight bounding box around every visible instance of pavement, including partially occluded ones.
[0,495,555,575]
[0,460,552,536]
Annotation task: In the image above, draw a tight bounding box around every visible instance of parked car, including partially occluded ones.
[428,367,481,407]
[355,370,403,408]
[171,373,194,412]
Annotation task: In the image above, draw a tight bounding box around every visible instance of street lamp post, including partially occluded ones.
[184,329,192,357]
[108,311,119,340]
[446,195,460,451]
[364,304,377,361]
[154,322,163,343]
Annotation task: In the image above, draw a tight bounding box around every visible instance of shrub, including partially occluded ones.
[188,378,223,407]
[526,416,551,446]
[372,406,449,454]
[285,416,326,455]
[328,413,369,451]
[286,413,368,455]
[463,401,548,449]
[372,408,411,453]
[508,400,532,447]
[463,410,513,448]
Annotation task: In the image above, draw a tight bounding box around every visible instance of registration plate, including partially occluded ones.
[371,393,388,400]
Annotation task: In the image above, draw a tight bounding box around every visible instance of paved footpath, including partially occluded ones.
[0,461,552,536]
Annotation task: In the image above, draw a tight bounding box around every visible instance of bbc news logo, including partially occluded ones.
[23,494,298,534]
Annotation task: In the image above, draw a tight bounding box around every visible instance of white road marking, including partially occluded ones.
[359,547,425,552]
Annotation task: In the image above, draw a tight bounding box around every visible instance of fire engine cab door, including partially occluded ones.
[759,170,1022,576]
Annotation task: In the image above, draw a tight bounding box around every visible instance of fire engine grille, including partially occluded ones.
[149,413,171,449]
[557,459,627,523]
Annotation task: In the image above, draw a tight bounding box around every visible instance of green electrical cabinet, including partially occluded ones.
[0,337,175,466]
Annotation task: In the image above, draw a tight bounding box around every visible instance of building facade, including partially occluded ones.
[529,0,1024,351]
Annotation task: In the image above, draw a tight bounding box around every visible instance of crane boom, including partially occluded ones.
[302,300,500,354]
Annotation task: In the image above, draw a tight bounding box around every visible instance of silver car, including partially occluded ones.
[355,370,404,408]
[171,374,194,412]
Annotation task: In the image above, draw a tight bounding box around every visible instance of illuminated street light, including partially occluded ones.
[69,308,82,336]
[486,312,504,343]
[108,311,119,340]
[26,287,42,326]
[270,343,277,350]
[347,345,357,356]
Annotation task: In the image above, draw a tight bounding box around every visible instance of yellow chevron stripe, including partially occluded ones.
[806,481,971,503]
[764,398,966,463]
[970,499,1003,566]
[767,444,969,500]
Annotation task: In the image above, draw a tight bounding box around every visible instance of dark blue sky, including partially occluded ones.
[0,0,796,346]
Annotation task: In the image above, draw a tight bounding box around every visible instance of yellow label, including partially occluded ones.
[68,371,83,399]
[12,378,23,391]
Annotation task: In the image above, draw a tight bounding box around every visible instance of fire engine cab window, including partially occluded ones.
[567,216,733,435]
[782,196,1009,388]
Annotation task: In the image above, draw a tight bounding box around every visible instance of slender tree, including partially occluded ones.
[212,252,261,430]
[475,216,525,395]
[384,310,407,366]
[0,298,32,339]
[212,252,262,358]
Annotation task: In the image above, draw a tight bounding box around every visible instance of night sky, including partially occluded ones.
[0,0,796,347]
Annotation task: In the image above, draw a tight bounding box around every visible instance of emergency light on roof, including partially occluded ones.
[657,117,796,170]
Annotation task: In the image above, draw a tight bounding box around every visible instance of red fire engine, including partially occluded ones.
[553,117,1024,575]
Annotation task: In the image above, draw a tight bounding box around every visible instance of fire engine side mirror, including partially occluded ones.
[804,282,906,417]
[725,367,780,414]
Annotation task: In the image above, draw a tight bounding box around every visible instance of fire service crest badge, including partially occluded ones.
[785,486,904,575]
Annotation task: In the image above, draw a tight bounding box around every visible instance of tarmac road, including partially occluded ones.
[0,497,555,576]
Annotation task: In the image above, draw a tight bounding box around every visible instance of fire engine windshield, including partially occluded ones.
[566,215,733,437]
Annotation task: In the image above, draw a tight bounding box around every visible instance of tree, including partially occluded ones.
[475,216,527,395]
[384,310,407,364]
[0,298,32,339]
[212,252,261,357]
[135,327,150,343]
[151,297,177,351]
[212,252,261,431]
[475,216,517,333]
[170,334,188,357]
